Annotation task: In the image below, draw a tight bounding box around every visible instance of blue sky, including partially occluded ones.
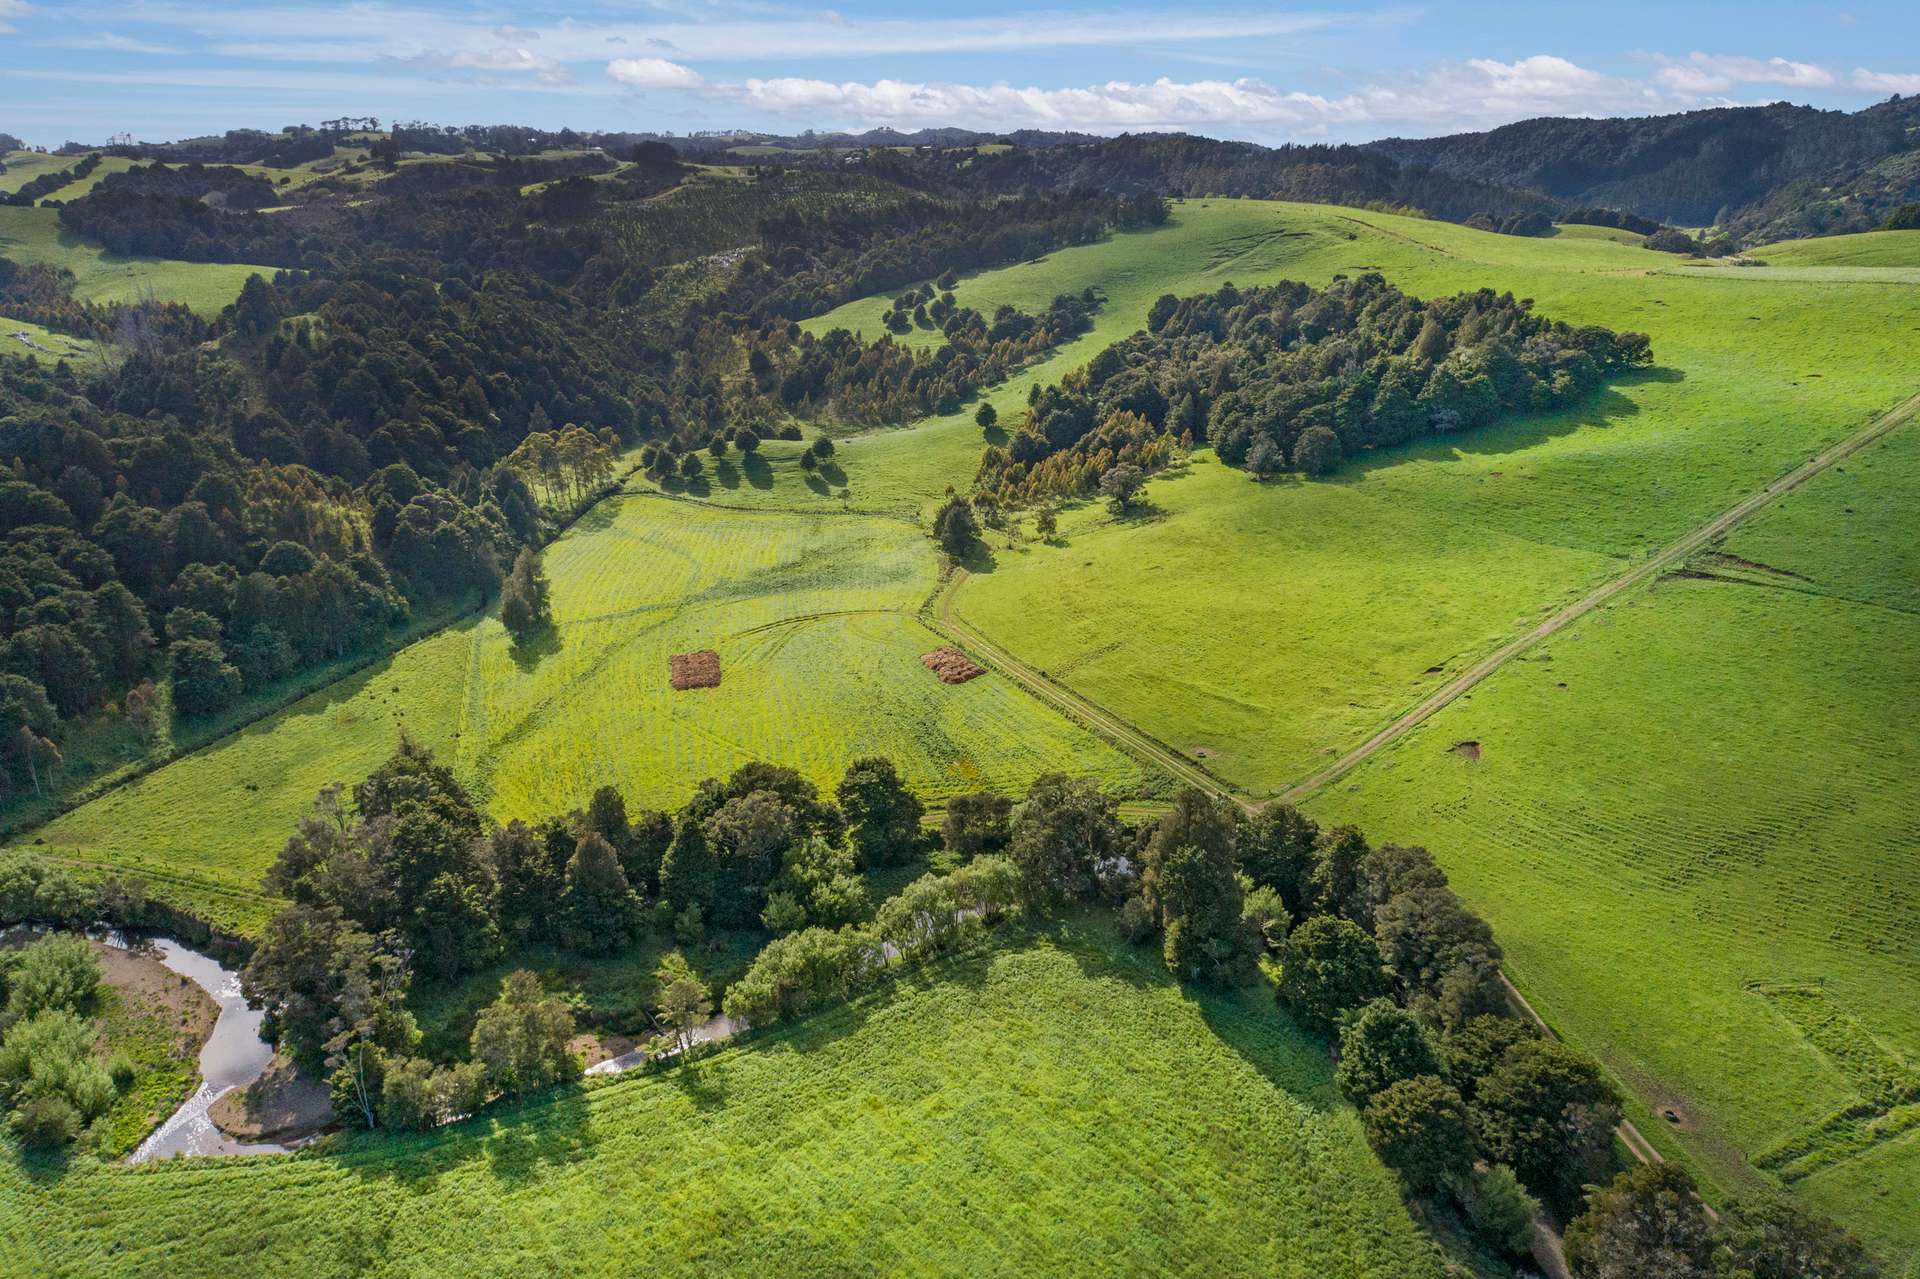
[1,1,1916,148]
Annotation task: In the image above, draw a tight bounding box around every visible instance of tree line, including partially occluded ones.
[977,274,1651,505]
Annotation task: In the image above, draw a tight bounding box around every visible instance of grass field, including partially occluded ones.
[1,316,94,362]
[0,205,272,314]
[1308,415,1920,1268]
[2,923,1445,1279]
[31,488,1142,933]
[928,200,1920,794]
[796,200,1920,1255]
[1751,228,1920,268]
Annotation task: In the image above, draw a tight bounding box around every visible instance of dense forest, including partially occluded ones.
[1369,95,1920,242]
[976,274,1651,505]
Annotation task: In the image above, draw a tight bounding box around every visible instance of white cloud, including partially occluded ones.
[608,57,705,91]
[1650,53,1835,94]
[37,32,180,54]
[126,5,1359,66]
[1852,67,1920,94]
[446,46,573,85]
[0,0,32,35]
[716,57,1670,135]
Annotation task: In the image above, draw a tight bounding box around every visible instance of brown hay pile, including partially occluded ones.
[921,646,985,685]
[670,650,722,690]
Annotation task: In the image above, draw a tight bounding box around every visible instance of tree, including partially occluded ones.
[733,426,761,452]
[1440,1014,1538,1099]
[942,791,1012,857]
[1471,1038,1622,1207]
[1245,435,1283,480]
[379,1056,485,1131]
[1564,1163,1717,1279]
[1715,1192,1880,1279]
[1276,915,1389,1031]
[1293,424,1343,476]
[1310,825,1370,922]
[499,546,552,642]
[975,402,997,429]
[652,952,712,1054]
[1141,789,1251,983]
[1335,998,1441,1104]
[0,1009,115,1143]
[659,811,716,916]
[1362,1074,1473,1191]
[1884,202,1920,232]
[837,756,923,868]
[1034,506,1058,541]
[561,832,641,954]
[1455,1164,1539,1256]
[168,637,242,717]
[932,495,980,558]
[1236,804,1318,919]
[469,970,578,1096]
[1006,773,1121,906]
[1146,292,1180,333]
[1099,463,1145,514]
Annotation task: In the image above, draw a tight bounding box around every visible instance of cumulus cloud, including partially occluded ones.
[608,57,705,90]
[1651,53,1835,94]
[1852,67,1920,94]
[713,57,1667,135]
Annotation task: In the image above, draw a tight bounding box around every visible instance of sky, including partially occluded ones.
[0,1,1917,149]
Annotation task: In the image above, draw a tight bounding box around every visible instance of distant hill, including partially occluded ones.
[1368,96,1920,241]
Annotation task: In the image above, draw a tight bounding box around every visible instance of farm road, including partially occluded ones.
[936,386,1920,813]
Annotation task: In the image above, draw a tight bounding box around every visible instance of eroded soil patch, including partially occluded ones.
[1450,740,1483,762]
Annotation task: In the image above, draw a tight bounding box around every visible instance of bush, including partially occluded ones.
[3,934,102,1024]
[1119,896,1156,943]
[9,1093,80,1148]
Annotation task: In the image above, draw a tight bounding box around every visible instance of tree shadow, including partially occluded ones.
[803,472,830,496]
[506,622,561,674]
[817,461,847,487]
[1331,379,1667,484]
[740,451,774,490]
[478,1085,593,1187]
[982,424,1008,446]
[713,457,742,490]
[955,539,999,574]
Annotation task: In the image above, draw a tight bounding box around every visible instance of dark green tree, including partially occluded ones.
[1335,998,1442,1104]
[1565,1163,1716,1279]
[1276,915,1389,1031]
[837,756,923,868]
[1362,1074,1474,1191]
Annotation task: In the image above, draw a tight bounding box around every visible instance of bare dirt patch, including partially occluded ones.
[571,1031,642,1068]
[93,941,217,1061]
[669,649,722,690]
[209,1051,335,1143]
[1449,740,1482,762]
[921,646,986,685]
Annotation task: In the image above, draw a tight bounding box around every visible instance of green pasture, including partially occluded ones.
[1,317,94,363]
[1751,227,1920,268]
[1310,416,1920,1267]
[0,206,272,314]
[31,489,1141,934]
[0,151,74,194]
[3,925,1442,1279]
[927,200,1920,793]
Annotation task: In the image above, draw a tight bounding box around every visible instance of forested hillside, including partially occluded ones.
[1370,95,1920,240]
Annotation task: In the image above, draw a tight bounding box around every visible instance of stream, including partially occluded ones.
[124,935,287,1163]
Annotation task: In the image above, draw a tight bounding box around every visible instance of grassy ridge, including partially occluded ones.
[1751,228,1920,268]
[3,927,1442,1279]
[32,489,1141,934]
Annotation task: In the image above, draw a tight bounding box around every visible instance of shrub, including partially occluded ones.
[3,934,102,1024]
[1119,896,1156,943]
[9,1093,80,1148]
[1292,425,1342,477]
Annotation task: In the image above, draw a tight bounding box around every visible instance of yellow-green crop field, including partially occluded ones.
[34,491,1141,933]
